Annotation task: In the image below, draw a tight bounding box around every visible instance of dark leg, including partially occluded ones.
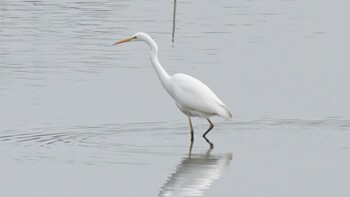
[203,118,214,149]
[188,116,194,142]
[188,140,194,158]
[203,118,214,138]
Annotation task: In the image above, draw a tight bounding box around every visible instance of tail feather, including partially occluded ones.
[217,104,232,120]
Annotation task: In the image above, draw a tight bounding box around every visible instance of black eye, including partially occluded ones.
[133,36,137,39]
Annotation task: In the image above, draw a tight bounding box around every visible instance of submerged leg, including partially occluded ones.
[188,116,194,142]
[203,118,214,149]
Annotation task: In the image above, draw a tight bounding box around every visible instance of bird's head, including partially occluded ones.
[113,32,151,45]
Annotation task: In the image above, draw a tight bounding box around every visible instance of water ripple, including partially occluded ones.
[0,121,189,165]
[0,122,173,146]
[224,117,350,131]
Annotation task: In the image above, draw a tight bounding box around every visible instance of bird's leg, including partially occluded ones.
[203,118,214,137]
[203,118,214,149]
[188,116,194,142]
[188,140,194,158]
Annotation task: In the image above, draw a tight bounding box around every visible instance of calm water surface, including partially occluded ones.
[1,0,349,196]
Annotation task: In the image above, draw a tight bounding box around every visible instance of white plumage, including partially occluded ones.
[170,73,232,119]
[114,32,232,145]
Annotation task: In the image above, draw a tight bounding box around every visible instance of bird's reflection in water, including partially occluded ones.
[159,143,232,197]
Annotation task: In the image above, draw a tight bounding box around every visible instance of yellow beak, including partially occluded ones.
[113,37,133,45]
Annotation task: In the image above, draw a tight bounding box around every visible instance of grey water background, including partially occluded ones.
[0,0,349,196]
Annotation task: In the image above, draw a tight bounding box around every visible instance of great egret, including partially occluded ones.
[114,32,232,145]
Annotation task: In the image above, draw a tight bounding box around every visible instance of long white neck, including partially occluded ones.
[144,37,172,94]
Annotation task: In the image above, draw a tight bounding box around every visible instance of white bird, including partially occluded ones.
[114,32,232,145]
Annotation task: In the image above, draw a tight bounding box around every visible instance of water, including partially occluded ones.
[1,0,349,196]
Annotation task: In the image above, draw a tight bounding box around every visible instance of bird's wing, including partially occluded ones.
[170,74,231,118]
